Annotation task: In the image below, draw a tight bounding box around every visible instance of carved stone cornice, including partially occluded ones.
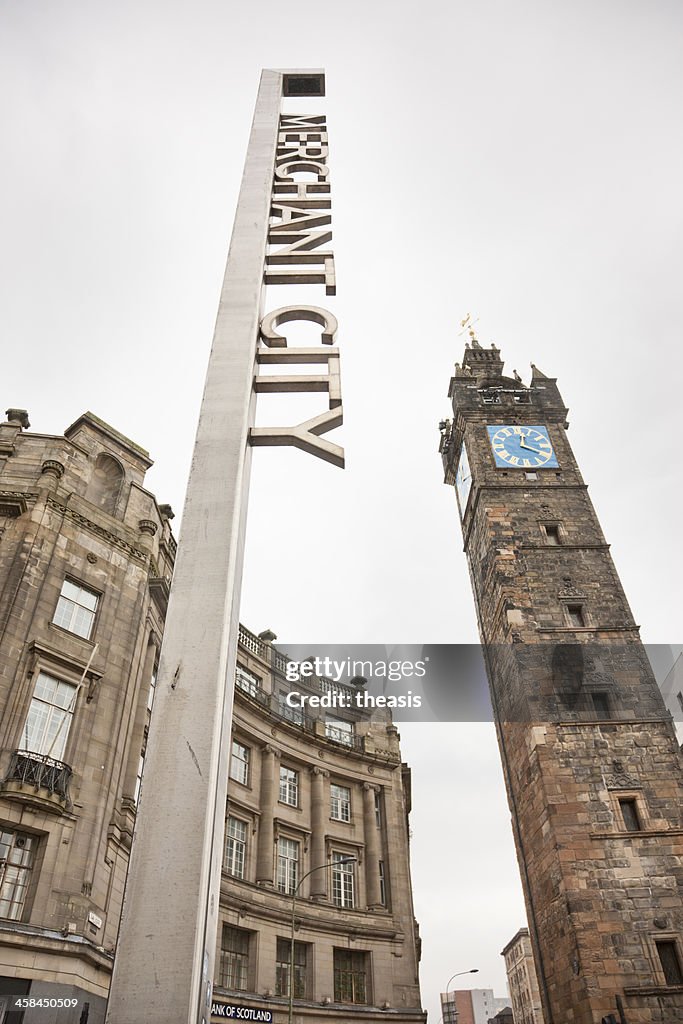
[46,496,148,563]
[0,492,36,518]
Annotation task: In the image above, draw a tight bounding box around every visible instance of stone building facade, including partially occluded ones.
[0,409,424,1024]
[439,342,683,1023]
[0,408,175,1022]
[501,928,544,1024]
[215,627,425,1024]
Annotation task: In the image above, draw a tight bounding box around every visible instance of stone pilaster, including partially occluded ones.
[309,766,329,898]
[363,783,382,909]
[256,745,280,886]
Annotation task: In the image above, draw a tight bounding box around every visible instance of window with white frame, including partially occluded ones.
[279,766,299,807]
[225,817,247,879]
[374,790,382,828]
[379,860,386,906]
[235,665,260,697]
[52,579,99,639]
[22,672,77,761]
[229,741,249,785]
[134,750,145,807]
[0,829,35,921]
[331,851,355,908]
[325,717,354,746]
[330,784,351,822]
[278,691,303,725]
[220,925,250,990]
[146,665,158,713]
[135,660,158,806]
[276,837,299,895]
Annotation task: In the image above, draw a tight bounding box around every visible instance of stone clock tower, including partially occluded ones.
[439,339,683,1024]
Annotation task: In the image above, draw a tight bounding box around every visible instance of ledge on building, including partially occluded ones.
[623,984,683,997]
[149,575,171,616]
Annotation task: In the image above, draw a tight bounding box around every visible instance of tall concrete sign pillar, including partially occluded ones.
[106,68,339,1024]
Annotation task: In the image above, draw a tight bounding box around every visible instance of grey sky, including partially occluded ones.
[2,0,682,1018]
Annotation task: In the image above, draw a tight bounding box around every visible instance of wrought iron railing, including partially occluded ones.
[324,724,362,751]
[4,749,72,801]
[233,678,319,734]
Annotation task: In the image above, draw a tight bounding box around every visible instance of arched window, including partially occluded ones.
[87,453,123,515]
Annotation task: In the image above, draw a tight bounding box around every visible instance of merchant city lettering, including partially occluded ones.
[249,113,344,468]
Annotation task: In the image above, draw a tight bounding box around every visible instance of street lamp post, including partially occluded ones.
[443,969,479,1024]
[287,857,357,1024]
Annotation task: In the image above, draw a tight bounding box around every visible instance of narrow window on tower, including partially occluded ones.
[656,940,683,986]
[618,798,641,833]
[542,523,561,545]
[565,604,586,628]
[591,692,611,720]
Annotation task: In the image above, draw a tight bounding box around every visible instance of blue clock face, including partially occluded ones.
[487,424,559,469]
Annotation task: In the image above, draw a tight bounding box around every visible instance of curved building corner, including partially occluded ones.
[215,626,426,1024]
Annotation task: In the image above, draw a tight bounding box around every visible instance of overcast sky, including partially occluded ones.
[2,0,682,1017]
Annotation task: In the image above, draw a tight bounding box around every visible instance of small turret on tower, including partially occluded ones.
[462,340,504,379]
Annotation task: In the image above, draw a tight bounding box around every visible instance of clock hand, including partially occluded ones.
[519,438,541,454]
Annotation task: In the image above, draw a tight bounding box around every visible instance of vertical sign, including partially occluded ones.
[106,69,339,1024]
[251,105,344,465]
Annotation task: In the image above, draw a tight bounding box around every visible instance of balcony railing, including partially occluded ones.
[236,624,298,677]
[4,749,72,801]
[324,724,363,751]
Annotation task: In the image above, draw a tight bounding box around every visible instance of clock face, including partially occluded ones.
[487,424,559,469]
[455,443,473,518]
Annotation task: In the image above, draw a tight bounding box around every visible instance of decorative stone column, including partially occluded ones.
[40,459,65,489]
[309,766,329,899]
[256,745,280,886]
[363,783,382,909]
